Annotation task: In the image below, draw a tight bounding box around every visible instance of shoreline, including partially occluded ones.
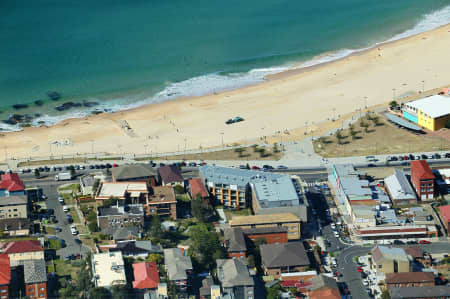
[1,13,450,132]
[2,23,450,161]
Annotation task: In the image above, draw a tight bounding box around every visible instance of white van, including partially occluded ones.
[63,205,69,212]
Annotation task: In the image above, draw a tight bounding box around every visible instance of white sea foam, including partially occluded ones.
[3,5,450,132]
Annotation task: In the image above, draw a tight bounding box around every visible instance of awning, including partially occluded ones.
[384,113,422,131]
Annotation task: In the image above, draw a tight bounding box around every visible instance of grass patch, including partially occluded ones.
[69,209,81,224]
[75,224,89,234]
[45,226,56,235]
[313,114,450,157]
[47,238,61,250]
[136,145,284,161]
[176,193,191,202]
[53,259,82,279]
[59,184,80,192]
[224,208,252,220]
[0,236,38,242]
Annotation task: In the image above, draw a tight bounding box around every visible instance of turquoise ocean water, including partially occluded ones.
[0,0,449,130]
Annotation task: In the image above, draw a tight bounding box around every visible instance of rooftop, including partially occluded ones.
[0,173,25,192]
[0,240,43,254]
[80,175,95,187]
[98,204,144,217]
[0,195,28,206]
[230,213,300,226]
[224,228,247,252]
[216,258,254,288]
[310,274,339,291]
[371,245,411,264]
[23,259,47,284]
[385,272,434,284]
[132,262,160,290]
[148,186,176,204]
[390,286,450,299]
[260,242,310,268]
[199,165,286,189]
[0,218,31,231]
[251,175,299,208]
[0,254,10,285]
[92,252,127,288]
[188,178,208,198]
[406,94,450,118]
[112,164,156,181]
[163,248,192,281]
[158,165,183,184]
[385,169,416,200]
[97,182,148,198]
[242,226,288,235]
[411,160,435,181]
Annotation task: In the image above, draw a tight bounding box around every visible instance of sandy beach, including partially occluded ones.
[2,24,450,161]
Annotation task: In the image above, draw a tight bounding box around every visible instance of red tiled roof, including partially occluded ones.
[189,178,208,198]
[132,262,160,290]
[309,288,341,299]
[386,272,434,284]
[0,240,43,254]
[439,205,450,222]
[0,254,10,285]
[0,173,25,192]
[411,161,435,181]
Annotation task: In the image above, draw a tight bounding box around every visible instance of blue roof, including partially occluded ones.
[385,113,422,131]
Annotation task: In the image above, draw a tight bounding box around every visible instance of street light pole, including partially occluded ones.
[422,80,425,93]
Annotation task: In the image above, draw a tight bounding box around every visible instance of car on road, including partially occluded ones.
[433,153,441,159]
[421,154,428,159]
[58,196,64,204]
[263,165,274,170]
[251,166,260,170]
[239,165,246,169]
[357,266,363,272]
[446,153,450,158]
[63,205,69,212]
[393,240,405,245]
[188,162,197,167]
[113,163,119,167]
[407,240,418,244]
[409,154,415,160]
[277,165,288,170]
[55,226,62,233]
[419,240,431,244]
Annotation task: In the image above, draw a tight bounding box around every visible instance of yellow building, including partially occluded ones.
[408,95,450,131]
[230,213,301,240]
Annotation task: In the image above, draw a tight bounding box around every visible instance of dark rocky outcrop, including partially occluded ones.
[12,104,28,110]
[55,102,82,111]
[34,100,44,106]
[47,91,62,101]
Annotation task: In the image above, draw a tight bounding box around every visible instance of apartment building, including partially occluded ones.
[24,259,47,299]
[411,160,435,201]
[97,203,144,231]
[0,195,28,219]
[145,186,177,220]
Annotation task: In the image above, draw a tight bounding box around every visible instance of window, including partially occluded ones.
[39,288,44,291]
[378,265,382,269]
[0,290,6,293]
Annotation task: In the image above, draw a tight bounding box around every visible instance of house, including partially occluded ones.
[223,228,247,258]
[95,182,149,203]
[0,240,44,267]
[0,195,28,219]
[92,252,126,288]
[0,173,25,197]
[199,276,222,299]
[385,272,435,288]
[389,286,450,299]
[242,227,288,244]
[216,258,254,299]
[308,274,341,299]
[402,95,450,131]
[260,242,310,279]
[97,203,144,231]
[158,165,184,187]
[385,169,417,205]
[230,213,301,240]
[132,262,160,293]
[0,254,10,299]
[188,178,209,201]
[371,246,412,275]
[163,248,193,292]
[102,226,140,241]
[112,164,157,186]
[0,218,31,236]
[23,259,47,299]
[145,186,177,220]
[79,175,95,196]
[410,160,435,201]
[403,246,423,260]
[111,240,163,258]
[438,205,450,234]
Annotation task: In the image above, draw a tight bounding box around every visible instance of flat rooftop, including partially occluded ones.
[230,213,300,226]
[97,182,148,198]
[92,252,126,287]
[252,175,298,208]
[406,95,450,118]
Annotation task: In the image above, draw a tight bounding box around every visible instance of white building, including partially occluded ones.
[92,252,126,288]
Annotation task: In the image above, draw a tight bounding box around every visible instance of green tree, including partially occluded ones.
[173,185,185,194]
[69,165,76,178]
[259,148,266,157]
[148,253,164,264]
[247,254,256,268]
[381,289,392,299]
[189,223,224,271]
[191,196,209,222]
[90,287,110,299]
[350,129,358,140]
[88,222,98,232]
[150,215,163,241]
[252,144,259,152]
[34,168,40,178]
[111,285,129,299]
[336,131,344,145]
[389,100,398,108]
[234,147,245,157]
[273,143,279,153]
[246,163,250,170]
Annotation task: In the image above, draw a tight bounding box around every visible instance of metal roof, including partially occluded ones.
[252,175,298,207]
[406,95,450,118]
[385,113,422,131]
[385,169,416,200]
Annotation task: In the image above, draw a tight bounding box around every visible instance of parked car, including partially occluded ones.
[390,156,398,161]
[407,240,418,244]
[393,240,405,245]
[433,153,441,159]
[277,165,288,170]
[357,266,363,273]
[251,166,260,170]
[421,154,428,159]
[188,162,197,167]
[419,240,431,244]
[113,163,119,167]
[445,153,450,158]
[409,154,415,160]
